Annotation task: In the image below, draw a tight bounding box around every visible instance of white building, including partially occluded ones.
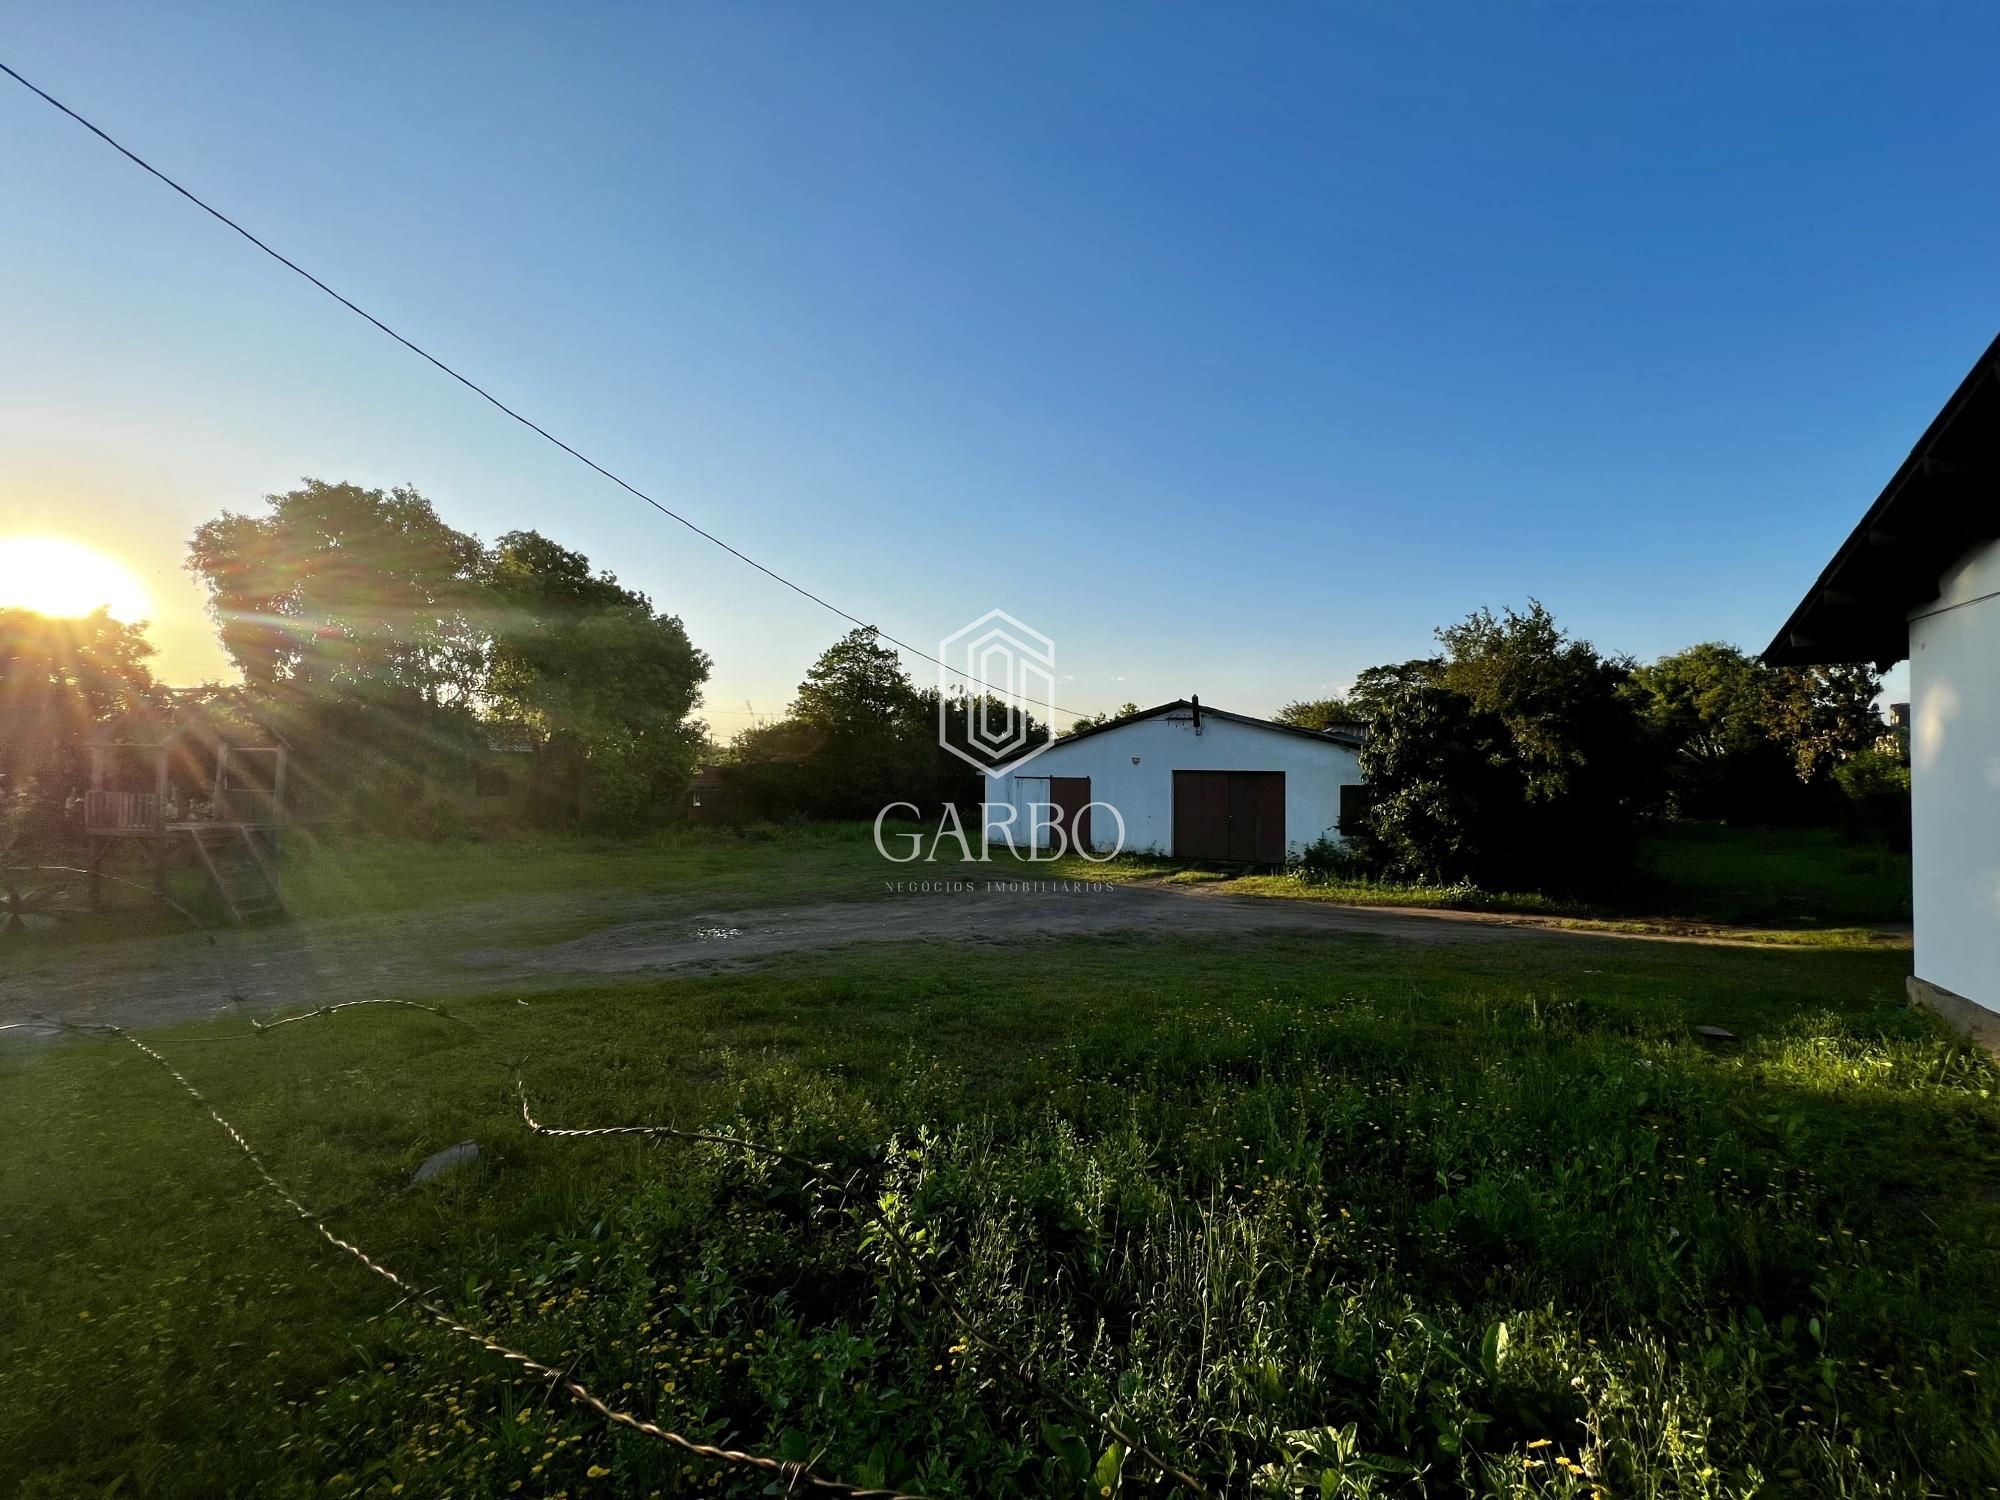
[1766,331,2000,1038]
[983,698,1365,862]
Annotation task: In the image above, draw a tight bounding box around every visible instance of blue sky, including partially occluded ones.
[4,3,1994,725]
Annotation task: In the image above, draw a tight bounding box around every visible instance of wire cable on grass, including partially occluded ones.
[94,1021,927,1500]
[519,1087,1212,1496]
[250,996,473,1034]
[12,997,467,1047]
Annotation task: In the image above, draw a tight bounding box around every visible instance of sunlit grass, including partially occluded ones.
[4,931,1991,1497]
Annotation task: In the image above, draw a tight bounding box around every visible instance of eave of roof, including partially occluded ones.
[1763,331,2000,668]
[93,696,293,749]
[1052,699,1363,750]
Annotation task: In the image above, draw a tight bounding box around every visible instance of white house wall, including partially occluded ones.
[1909,536,2000,1013]
[982,709,1362,859]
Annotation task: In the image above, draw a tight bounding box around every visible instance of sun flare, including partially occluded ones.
[0,535,152,623]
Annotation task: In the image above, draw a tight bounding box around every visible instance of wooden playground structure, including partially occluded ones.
[85,719,289,923]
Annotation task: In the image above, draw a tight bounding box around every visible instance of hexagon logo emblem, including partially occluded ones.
[937,609,1056,772]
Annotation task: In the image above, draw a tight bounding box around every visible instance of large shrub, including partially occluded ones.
[1832,746,1911,848]
[1356,604,1646,893]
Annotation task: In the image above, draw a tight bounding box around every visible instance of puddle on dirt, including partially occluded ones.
[691,925,744,941]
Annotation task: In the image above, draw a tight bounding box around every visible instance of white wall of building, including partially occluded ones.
[982,706,1362,859]
[1909,535,2000,1013]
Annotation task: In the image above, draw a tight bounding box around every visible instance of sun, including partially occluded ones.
[0,535,153,623]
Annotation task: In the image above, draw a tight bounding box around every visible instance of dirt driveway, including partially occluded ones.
[1,875,1836,1036]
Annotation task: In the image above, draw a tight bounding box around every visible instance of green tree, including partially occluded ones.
[186,480,489,806]
[1437,602,1639,801]
[1624,644,1885,820]
[730,630,1015,819]
[484,531,710,830]
[1272,698,1351,732]
[186,479,486,705]
[1624,643,1793,819]
[730,629,926,819]
[793,628,917,733]
[1764,663,1885,784]
[0,608,160,845]
[1625,643,1770,765]
[1345,659,1443,724]
[1066,701,1141,733]
[936,686,1052,772]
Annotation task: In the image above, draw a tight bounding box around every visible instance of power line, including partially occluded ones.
[0,60,1095,724]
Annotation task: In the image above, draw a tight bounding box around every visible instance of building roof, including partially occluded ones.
[1055,698,1364,750]
[1764,331,2000,667]
[94,694,292,749]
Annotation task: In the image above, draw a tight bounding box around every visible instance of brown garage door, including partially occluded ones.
[1048,776,1092,853]
[1172,771,1285,863]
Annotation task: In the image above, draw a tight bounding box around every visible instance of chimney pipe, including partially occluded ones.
[1191,694,1202,733]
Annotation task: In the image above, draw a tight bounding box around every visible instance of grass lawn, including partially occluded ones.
[12,818,1907,960]
[11,821,909,946]
[1631,825,1911,929]
[5,920,1995,1498]
[1027,822,1913,947]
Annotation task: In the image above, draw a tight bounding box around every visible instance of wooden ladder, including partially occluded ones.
[182,824,283,923]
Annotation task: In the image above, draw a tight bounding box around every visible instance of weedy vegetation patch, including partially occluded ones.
[3,936,1995,1498]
